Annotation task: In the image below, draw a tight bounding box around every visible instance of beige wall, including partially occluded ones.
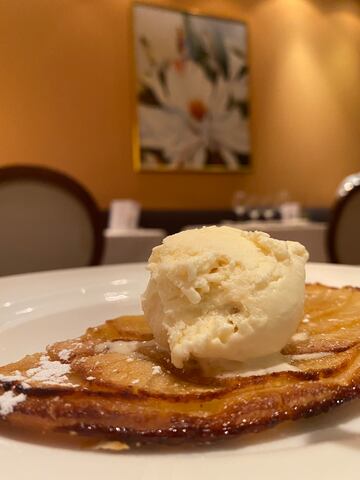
[0,0,359,209]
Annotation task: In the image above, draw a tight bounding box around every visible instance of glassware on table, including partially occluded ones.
[275,190,302,222]
[247,194,260,221]
[232,190,248,221]
[262,194,279,221]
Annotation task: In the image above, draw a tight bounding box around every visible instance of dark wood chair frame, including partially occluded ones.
[327,183,360,264]
[0,165,104,266]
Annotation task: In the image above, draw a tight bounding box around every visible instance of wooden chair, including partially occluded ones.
[327,176,360,264]
[0,165,104,276]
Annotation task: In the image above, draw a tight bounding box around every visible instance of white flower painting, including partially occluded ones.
[133,4,250,172]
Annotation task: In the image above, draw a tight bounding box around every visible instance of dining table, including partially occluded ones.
[101,227,166,264]
[102,220,327,265]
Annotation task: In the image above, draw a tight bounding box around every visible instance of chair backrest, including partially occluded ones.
[0,165,103,276]
[327,182,360,264]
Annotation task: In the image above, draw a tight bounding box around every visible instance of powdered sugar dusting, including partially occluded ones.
[58,349,71,361]
[0,391,27,416]
[0,370,25,382]
[25,355,71,385]
[151,365,162,375]
[0,371,31,390]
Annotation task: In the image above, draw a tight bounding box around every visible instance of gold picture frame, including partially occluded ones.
[132,2,251,173]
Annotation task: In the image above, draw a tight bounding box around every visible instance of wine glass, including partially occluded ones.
[262,195,276,221]
[247,194,260,221]
[232,190,247,220]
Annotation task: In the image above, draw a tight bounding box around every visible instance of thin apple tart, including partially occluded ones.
[1,283,360,447]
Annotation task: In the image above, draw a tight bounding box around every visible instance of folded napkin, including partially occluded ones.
[108,200,140,230]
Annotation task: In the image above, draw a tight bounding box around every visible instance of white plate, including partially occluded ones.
[1,262,360,479]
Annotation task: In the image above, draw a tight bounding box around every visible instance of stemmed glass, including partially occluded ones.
[262,195,276,221]
[247,196,260,220]
[232,190,247,220]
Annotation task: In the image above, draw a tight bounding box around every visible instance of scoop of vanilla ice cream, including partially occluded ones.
[142,226,309,369]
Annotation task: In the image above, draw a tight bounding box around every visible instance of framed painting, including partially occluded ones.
[132,3,251,172]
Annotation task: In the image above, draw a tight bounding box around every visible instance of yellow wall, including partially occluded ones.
[0,0,359,209]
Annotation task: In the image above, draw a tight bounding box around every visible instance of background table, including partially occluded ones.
[102,228,166,264]
[102,221,328,265]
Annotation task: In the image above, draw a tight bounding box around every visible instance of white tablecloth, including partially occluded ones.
[223,220,328,262]
[102,228,166,264]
